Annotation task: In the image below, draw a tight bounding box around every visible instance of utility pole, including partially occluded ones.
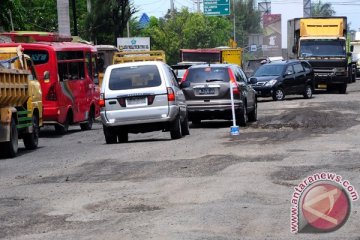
[303,0,311,17]
[57,0,71,36]
[71,0,78,36]
[233,0,236,43]
[170,0,175,14]
[197,0,200,13]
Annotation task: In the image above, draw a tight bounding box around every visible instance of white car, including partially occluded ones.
[100,61,189,143]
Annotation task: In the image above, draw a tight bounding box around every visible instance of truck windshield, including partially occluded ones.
[299,39,346,58]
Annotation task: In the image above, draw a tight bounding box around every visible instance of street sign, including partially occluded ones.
[204,0,230,16]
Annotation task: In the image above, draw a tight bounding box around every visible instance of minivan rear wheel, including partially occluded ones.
[103,125,117,144]
[170,115,182,139]
[181,114,190,136]
[117,129,128,143]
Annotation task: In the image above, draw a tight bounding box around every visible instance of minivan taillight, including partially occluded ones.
[46,84,57,101]
[99,93,105,107]
[228,68,240,95]
[167,87,176,102]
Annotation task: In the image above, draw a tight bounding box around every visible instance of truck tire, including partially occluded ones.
[23,115,39,150]
[2,118,18,158]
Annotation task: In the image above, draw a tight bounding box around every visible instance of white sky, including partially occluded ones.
[133,0,360,47]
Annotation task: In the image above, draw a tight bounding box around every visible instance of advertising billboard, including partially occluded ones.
[117,37,150,51]
[262,14,282,57]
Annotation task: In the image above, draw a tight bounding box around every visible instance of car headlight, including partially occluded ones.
[265,79,277,86]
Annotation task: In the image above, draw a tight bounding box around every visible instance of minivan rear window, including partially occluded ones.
[185,67,230,83]
[109,65,161,90]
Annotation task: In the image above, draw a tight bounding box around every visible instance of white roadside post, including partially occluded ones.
[230,80,239,135]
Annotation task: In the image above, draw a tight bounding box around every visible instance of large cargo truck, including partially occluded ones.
[0,46,42,158]
[350,32,360,77]
[288,17,354,93]
[179,48,243,66]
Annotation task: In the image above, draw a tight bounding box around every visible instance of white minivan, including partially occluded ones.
[100,61,189,143]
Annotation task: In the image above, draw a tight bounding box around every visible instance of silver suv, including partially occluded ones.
[100,61,189,143]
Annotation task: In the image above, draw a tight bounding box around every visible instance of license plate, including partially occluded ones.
[126,97,147,107]
[198,88,215,95]
[318,84,327,89]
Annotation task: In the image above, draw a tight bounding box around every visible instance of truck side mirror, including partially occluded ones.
[292,46,297,54]
[350,45,354,52]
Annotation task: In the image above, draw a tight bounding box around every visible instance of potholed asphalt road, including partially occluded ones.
[1,83,360,240]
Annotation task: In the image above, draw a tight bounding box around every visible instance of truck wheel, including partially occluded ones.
[170,115,182,140]
[303,85,313,99]
[2,118,18,158]
[23,115,39,150]
[103,125,117,144]
[80,109,94,131]
[339,84,347,94]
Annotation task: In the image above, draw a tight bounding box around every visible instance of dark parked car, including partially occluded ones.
[180,64,257,126]
[250,60,314,101]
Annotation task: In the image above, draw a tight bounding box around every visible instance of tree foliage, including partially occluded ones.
[84,0,136,45]
[136,9,233,64]
[232,0,262,47]
[0,0,25,31]
[311,0,336,17]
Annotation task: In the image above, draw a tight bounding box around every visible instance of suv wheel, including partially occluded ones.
[247,100,257,122]
[103,125,117,144]
[272,88,285,101]
[303,85,313,99]
[170,115,182,139]
[237,103,248,127]
[338,83,347,94]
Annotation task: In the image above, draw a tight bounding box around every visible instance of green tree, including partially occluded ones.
[232,0,262,47]
[139,8,232,64]
[0,0,25,31]
[84,0,137,45]
[311,0,336,17]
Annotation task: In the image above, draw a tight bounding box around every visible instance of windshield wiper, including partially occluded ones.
[206,79,224,82]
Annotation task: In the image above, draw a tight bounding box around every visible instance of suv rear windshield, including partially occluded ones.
[185,67,230,83]
[109,65,161,90]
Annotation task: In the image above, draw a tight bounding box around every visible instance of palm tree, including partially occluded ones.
[311,0,336,17]
[57,0,71,35]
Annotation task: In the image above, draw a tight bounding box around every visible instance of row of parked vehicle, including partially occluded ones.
[99,57,327,144]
